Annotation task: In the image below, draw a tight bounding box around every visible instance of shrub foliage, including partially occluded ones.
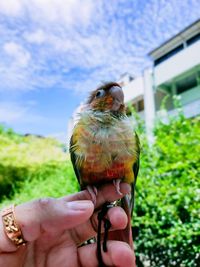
[134,114,200,267]
[0,125,78,203]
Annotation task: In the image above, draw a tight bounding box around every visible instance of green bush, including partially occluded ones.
[133,115,200,267]
[0,125,69,201]
[0,161,78,208]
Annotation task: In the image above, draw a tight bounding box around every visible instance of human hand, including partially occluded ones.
[0,183,135,267]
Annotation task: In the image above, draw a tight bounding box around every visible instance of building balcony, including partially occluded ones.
[153,40,200,86]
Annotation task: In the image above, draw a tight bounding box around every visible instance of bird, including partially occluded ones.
[69,82,140,266]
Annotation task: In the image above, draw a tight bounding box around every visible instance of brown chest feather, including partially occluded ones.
[72,112,138,185]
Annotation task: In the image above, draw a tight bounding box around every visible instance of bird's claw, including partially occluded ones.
[86,185,97,205]
[113,179,122,195]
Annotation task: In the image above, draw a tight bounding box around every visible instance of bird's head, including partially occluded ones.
[87,82,125,114]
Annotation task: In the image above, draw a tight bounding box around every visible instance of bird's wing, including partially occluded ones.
[130,157,140,215]
[130,132,140,215]
[69,134,82,186]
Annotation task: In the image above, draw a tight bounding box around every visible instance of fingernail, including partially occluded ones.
[67,200,92,211]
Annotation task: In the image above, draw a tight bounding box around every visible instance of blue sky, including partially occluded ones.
[0,0,200,142]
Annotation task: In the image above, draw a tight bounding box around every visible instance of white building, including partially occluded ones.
[122,19,200,142]
[118,73,145,118]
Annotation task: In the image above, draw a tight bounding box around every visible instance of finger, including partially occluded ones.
[72,206,127,244]
[61,182,131,209]
[0,246,26,267]
[92,206,128,233]
[0,198,94,252]
[78,241,136,267]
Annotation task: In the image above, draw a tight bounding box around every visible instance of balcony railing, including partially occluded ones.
[154,41,200,86]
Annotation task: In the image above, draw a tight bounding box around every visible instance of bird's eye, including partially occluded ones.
[95,90,105,98]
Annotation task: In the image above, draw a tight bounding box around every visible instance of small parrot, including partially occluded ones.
[70,82,140,266]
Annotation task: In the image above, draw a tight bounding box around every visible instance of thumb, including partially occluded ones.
[0,198,94,252]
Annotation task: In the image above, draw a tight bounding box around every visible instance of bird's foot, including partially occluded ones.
[86,185,97,205]
[113,179,122,195]
[103,218,111,252]
[97,202,113,266]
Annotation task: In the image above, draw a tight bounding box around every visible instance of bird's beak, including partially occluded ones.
[110,86,124,111]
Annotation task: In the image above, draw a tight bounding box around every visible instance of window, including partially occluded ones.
[126,99,144,115]
[129,76,134,82]
[138,99,144,111]
[186,32,200,46]
[154,44,184,66]
[176,74,197,94]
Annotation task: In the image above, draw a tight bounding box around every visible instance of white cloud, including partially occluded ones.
[3,42,31,68]
[0,101,45,124]
[0,0,94,26]
[0,0,22,16]
[28,0,94,26]
[0,42,33,91]
[0,102,26,124]
[24,29,46,44]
